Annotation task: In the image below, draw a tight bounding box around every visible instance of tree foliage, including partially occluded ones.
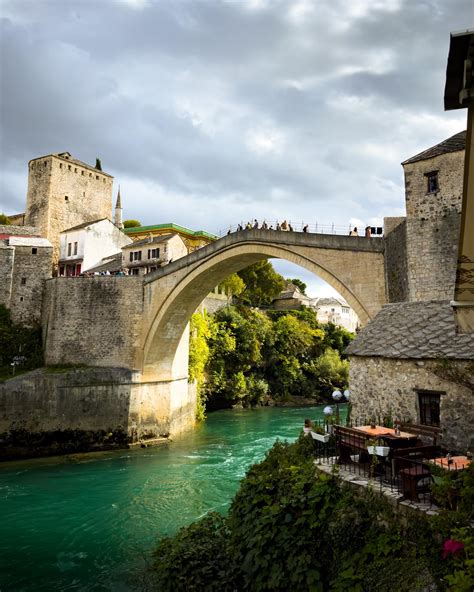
[95,157,102,171]
[237,261,285,306]
[188,305,351,409]
[123,219,142,228]
[218,273,245,297]
[288,278,307,294]
[0,305,43,379]
[0,213,12,225]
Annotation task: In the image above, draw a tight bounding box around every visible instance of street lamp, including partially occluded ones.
[332,390,343,424]
[323,405,333,433]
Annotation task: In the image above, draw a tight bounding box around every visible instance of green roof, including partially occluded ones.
[124,223,217,240]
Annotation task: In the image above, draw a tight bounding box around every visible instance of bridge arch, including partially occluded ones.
[142,240,374,380]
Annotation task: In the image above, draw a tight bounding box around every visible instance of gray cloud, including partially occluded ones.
[0,0,469,242]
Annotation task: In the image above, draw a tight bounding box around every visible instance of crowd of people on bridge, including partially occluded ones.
[229,219,309,234]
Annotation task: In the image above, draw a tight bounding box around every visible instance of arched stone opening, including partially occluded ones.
[142,242,370,381]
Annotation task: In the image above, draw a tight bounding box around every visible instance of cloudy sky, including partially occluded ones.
[0,0,470,297]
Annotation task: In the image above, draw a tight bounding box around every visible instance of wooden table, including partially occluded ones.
[353,426,418,440]
[429,456,471,471]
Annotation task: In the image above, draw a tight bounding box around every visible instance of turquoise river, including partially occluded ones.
[0,405,333,591]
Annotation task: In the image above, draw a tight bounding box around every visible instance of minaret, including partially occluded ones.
[114,186,123,229]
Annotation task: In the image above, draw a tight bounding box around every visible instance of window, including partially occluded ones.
[73,242,78,255]
[81,170,84,176]
[59,163,63,169]
[44,161,47,167]
[65,195,69,202]
[342,307,349,314]
[68,165,71,171]
[148,248,160,259]
[21,278,26,285]
[96,175,99,180]
[67,243,72,256]
[425,171,439,193]
[129,251,142,262]
[418,391,441,427]
[74,168,77,173]
[31,248,37,255]
[131,268,139,276]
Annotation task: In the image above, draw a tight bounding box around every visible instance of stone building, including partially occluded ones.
[311,296,359,333]
[121,233,187,275]
[0,225,53,326]
[402,130,465,302]
[348,131,472,452]
[19,152,114,267]
[272,283,312,310]
[347,301,474,452]
[58,218,131,276]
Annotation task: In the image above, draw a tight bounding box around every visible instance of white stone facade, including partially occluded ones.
[59,218,132,276]
[312,296,359,332]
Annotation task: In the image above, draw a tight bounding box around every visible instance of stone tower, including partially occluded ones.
[401,131,465,301]
[24,152,114,267]
[114,186,123,229]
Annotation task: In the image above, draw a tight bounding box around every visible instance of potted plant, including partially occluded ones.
[311,424,331,444]
[367,438,390,457]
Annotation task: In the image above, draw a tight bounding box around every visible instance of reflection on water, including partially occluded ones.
[0,405,336,591]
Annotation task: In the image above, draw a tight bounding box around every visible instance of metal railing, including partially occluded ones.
[217,222,384,237]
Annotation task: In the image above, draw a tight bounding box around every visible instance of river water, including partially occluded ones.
[0,405,331,591]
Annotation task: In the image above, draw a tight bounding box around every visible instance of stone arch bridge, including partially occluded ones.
[41,229,386,439]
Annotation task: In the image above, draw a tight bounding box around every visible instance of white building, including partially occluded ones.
[311,296,359,333]
[59,218,132,276]
[121,233,187,275]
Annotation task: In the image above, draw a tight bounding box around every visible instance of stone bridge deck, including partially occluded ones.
[144,229,385,283]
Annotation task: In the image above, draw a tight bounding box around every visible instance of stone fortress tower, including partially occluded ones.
[401,131,465,302]
[24,152,114,267]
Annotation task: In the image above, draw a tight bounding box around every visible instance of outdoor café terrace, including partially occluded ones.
[307,418,472,513]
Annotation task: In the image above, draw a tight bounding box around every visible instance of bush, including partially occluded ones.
[152,512,238,591]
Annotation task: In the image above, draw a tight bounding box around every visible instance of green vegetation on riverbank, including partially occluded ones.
[0,305,43,381]
[189,305,353,412]
[152,437,474,591]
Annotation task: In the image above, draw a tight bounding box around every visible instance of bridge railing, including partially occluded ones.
[217,222,384,237]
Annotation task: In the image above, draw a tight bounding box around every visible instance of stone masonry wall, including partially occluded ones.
[43,277,144,369]
[383,218,408,302]
[403,150,464,301]
[9,244,53,326]
[0,246,14,310]
[0,367,196,459]
[25,155,114,267]
[349,356,473,452]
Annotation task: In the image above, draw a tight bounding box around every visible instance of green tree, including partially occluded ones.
[237,261,285,306]
[218,273,245,297]
[288,278,307,295]
[0,213,11,225]
[95,157,102,171]
[123,219,141,228]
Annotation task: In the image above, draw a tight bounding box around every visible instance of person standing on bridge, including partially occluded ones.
[253,219,259,229]
[365,226,371,238]
[349,227,358,236]
[303,224,308,233]
[281,220,289,231]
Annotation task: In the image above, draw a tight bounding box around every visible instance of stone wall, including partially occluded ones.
[403,150,464,301]
[349,356,473,452]
[0,367,196,459]
[25,154,114,266]
[0,246,14,310]
[9,242,53,326]
[43,277,144,369]
[384,218,409,302]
